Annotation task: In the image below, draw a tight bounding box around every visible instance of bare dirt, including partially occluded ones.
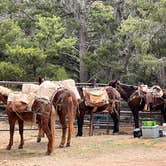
[1,120,166,166]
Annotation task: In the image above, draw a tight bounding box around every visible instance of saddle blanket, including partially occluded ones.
[38,79,81,101]
[83,87,109,107]
[59,79,81,100]
[7,92,36,112]
[0,85,13,96]
[22,83,40,95]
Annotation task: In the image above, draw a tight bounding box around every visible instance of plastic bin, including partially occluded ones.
[141,125,159,138]
[142,121,156,126]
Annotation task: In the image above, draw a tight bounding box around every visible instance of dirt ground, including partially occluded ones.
[1,120,166,166]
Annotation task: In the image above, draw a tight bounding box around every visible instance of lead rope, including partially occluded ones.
[12,98,38,128]
[12,103,25,122]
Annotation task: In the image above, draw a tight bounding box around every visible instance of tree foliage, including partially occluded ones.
[0,0,165,86]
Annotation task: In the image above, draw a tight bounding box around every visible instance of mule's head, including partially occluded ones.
[109,80,120,88]
[109,80,138,101]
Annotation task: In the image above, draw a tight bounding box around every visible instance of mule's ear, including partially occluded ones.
[38,77,44,85]
[109,80,117,87]
[114,80,117,83]
[115,80,120,84]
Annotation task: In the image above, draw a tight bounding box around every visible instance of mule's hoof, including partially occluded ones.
[46,151,52,155]
[112,130,119,134]
[66,143,70,147]
[112,132,119,135]
[59,144,64,148]
[37,137,41,143]
[18,145,23,149]
[6,145,11,150]
[76,134,82,137]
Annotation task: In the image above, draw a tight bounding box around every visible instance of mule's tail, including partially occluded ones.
[50,105,56,151]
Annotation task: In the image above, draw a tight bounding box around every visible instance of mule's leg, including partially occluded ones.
[37,122,45,143]
[160,103,166,123]
[59,112,67,148]
[76,110,85,137]
[66,108,75,147]
[18,119,24,149]
[110,103,120,133]
[132,109,139,128]
[6,112,16,150]
[42,119,54,155]
[110,112,120,133]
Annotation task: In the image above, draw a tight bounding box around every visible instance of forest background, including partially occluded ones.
[0,0,165,87]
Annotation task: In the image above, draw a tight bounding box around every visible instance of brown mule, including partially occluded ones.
[6,97,56,155]
[52,88,78,148]
[0,85,46,146]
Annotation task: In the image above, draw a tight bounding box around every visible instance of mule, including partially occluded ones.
[76,86,121,136]
[6,96,56,155]
[0,86,52,152]
[0,84,46,144]
[36,79,78,147]
[51,88,78,147]
[109,80,166,128]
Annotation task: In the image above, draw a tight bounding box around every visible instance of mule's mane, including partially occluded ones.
[117,83,138,101]
[0,86,13,96]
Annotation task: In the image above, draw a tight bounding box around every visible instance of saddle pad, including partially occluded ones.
[59,79,81,100]
[38,79,81,101]
[83,87,109,107]
[8,92,36,111]
[0,85,13,96]
[37,81,63,100]
[8,92,30,104]
[22,83,40,95]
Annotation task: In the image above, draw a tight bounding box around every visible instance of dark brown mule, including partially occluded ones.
[76,86,121,136]
[52,88,78,147]
[6,96,56,155]
[109,80,166,128]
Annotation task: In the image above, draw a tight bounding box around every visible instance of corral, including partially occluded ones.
[0,81,166,166]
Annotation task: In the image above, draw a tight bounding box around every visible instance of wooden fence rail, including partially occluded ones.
[0,81,108,87]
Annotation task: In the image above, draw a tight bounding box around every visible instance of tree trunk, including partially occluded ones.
[79,14,88,82]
